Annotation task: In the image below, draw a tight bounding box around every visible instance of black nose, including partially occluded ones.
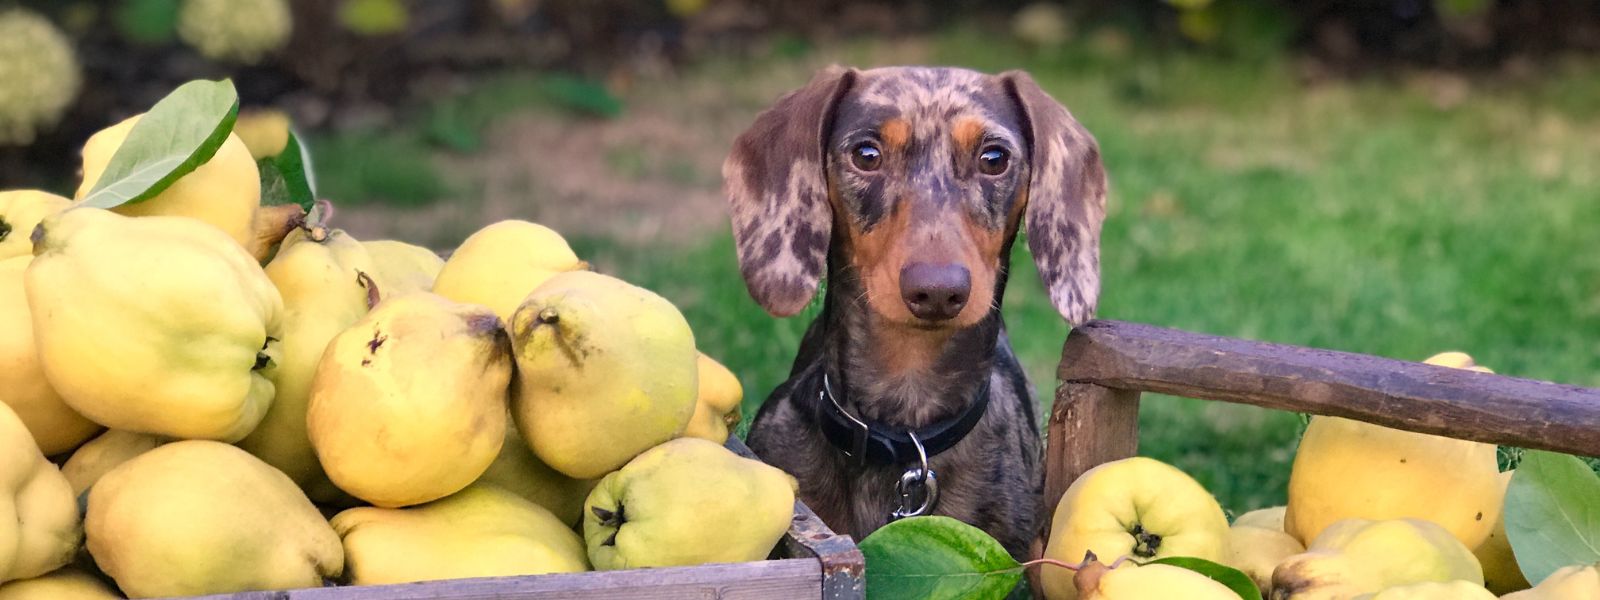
[899,262,971,322]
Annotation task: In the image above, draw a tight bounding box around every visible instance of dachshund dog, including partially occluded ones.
[724,66,1107,559]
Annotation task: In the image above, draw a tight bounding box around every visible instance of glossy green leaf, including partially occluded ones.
[859,516,1022,600]
[81,79,240,209]
[257,130,316,210]
[1148,556,1259,599]
[1505,450,1600,585]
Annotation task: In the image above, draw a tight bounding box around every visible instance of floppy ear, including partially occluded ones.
[723,66,858,317]
[1001,70,1108,326]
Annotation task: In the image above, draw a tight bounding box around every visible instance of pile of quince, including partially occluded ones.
[0,109,788,597]
[1039,352,1598,600]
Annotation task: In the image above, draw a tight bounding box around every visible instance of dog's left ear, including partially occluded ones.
[1001,70,1108,326]
[723,66,858,317]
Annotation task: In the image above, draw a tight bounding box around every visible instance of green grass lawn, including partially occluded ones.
[569,30,1600,515]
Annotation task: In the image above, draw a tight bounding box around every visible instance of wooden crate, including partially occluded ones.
[1029,319,1600,595]
[186,438,865,600]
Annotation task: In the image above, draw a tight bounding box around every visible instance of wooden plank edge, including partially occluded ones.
[1059,320,1600,456]
[187,559,821,599]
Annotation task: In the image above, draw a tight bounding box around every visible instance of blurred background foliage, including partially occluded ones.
[1,0,1597,511]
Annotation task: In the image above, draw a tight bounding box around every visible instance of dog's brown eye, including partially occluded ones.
[978,147,1009,175]
[851,143,882,171]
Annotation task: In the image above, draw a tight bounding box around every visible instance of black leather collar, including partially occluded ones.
[815,370,991,466]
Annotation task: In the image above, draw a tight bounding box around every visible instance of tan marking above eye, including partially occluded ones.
[952,117,986,156]
[879,118,911,153]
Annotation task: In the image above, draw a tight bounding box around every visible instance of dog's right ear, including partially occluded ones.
[724,66,857,317]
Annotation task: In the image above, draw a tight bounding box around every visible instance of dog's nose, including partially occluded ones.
[899,262,971,322]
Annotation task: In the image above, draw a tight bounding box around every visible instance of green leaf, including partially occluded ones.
[257,130,316,210]
[858,516,1021,600]
[1148,556,1259,599]
[80,79,240,210]
[1505,450,1600,585]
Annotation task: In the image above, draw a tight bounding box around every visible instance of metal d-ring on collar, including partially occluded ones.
[889,432,938,520]
[818,372,988,520]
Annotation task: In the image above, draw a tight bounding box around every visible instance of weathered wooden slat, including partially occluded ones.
[779,499,866,600]
[190,559,821,600]
[1058,320,1600,456]
[1040,382,1141,516]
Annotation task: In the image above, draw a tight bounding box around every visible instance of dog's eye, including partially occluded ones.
[850,143,882,171]
[978,146,1009,176]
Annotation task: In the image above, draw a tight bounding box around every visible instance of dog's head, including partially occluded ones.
[724,66,1106,329]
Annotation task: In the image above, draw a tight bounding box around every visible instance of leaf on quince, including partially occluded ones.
[1504,450,1600,585]
[859,516,1022,600]
[1147,556,1259,599]
[80,79,239,210]
[258,130,317,211]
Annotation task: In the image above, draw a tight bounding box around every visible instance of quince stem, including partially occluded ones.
[355,270,381,309]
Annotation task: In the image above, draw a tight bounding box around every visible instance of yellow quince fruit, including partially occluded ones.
[1042,456,1230,600]
[1226,523,1305,593]
[0,190,70,260]
[682,352,743,444]
[1472,470,1529,595]
[1500,563,1599,600]
[511,271,698,479]
[1352,580,1496,599]
[1285,352,1502,549]
[0,567,120,600]
[242,203,307,264]
[332,483,587,585]
[231,109,290,159]
[85,440,342,598]
[1271,518,1483,600]
[76,115,259,249]
[584,438,796,570]
[361,239,444,298]
[27,208,282,442]
[1236,506,1289,531]
[0,403,80,584]
[476,426,598,527]
[433,220,585,321]
[0,256,99,456]
[61,430,166,496]
[307,293,511,507]
[237,226,375,503]
[1073,559,1240,600]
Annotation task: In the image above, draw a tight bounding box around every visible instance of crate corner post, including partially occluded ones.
[1027,325,1141,599]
